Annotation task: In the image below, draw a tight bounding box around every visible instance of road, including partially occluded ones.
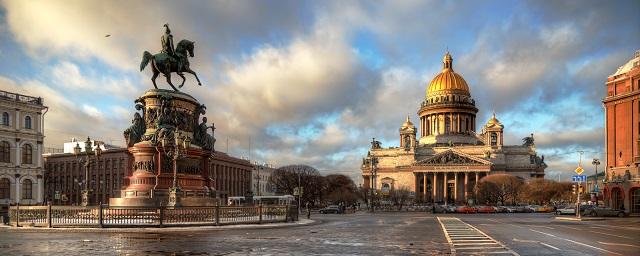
[0,212,638,255]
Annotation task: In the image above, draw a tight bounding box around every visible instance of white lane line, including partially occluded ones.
[589,230,632,239]
[529,225,555,229]
[438,217,520,256]
[529,229,622,255]
[560,225,581,231]
[540,242,560,250]
[597,241,640,249]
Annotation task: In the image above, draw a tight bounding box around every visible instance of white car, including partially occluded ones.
[555,207,576,215]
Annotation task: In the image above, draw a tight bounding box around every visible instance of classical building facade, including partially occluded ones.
[361,53,546,204]
[0,89,47,209]
[44,139,252,205]
[251,163,276,196]
[602,50,640,214]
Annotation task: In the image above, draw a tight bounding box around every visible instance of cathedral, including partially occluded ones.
[361,52,546,204]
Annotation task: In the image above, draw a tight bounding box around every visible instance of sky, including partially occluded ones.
[0,0,638,183]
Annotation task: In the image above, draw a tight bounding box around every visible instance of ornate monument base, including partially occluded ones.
[109,89,218,207]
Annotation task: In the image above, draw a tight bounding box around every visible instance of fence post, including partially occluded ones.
[159,205,164,228]
[285,203,290,222]
[98,202,104,228]
[46,202,52,228]
[215,202,220,226]
[258,205,263,224]
[15,203,19,227]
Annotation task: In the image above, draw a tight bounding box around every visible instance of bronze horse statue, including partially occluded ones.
[140,39,202,91]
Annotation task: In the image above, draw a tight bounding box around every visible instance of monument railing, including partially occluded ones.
[8,204,297,228]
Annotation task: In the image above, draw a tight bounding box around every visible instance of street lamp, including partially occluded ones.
[159,130,189,208]
[369,138,378,213]
[73,137,102,206]
[592,158,600,206]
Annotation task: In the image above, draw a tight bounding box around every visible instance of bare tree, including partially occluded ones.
[476,174,524,205]
[390,186,412,210]
[323,174,359,205]
[269,165,325,206]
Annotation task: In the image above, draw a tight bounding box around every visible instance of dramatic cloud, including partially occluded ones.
[1,0,638,182]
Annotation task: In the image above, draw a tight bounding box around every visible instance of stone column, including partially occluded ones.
[443,172,448,203]
[464,172,469,202]
[454,172,458,203]
[423,173,427,200]
[432,172,437,202]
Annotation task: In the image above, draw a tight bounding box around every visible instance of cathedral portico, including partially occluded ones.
[361,52,546,204]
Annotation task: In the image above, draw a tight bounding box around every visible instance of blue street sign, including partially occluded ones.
[572,175,587,182]
[594,184,599,192]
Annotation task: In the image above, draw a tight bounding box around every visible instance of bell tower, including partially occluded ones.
[399,116,416,151]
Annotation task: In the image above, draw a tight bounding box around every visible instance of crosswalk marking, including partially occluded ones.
[438,217,520,255]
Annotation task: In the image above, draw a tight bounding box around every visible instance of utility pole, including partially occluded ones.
[577,151,584,218]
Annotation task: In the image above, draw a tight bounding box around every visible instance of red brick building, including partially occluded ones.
[603,50,640,214]
[44,143,252,205]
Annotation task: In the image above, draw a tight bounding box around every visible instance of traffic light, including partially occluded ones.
[572,184,577,194]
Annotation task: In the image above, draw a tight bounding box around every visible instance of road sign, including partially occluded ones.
[572,175,587,182]
[594,184,599,192]
[574,166,584,175]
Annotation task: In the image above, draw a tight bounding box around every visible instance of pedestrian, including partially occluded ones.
[306,202,311,219]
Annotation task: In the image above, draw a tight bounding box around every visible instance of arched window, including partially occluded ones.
[22,179,32,199]
[0,141,9,163]
[491,133,497,146]
[404,136,411,149]
[0,178,9,199]
[24,116,32,129]
[1,112,8,126]
[22,144,33,164]
[445,117,451,134]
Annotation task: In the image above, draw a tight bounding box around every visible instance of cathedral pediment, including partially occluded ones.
[415,149,492,166]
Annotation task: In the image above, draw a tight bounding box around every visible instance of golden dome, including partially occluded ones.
[426,52,470,96]
[401,115,415,129]
[486,112,503,127]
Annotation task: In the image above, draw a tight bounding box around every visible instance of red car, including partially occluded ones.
[476,206,496,213]
[456,205,477,214]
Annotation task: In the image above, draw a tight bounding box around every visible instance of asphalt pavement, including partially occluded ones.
[0,212,638,255]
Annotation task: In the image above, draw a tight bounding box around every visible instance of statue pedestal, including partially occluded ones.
[109,89,218,207]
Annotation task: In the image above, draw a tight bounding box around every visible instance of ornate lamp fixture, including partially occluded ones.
[73,137,103,206]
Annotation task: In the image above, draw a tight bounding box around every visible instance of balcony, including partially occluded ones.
[0,90,43,105]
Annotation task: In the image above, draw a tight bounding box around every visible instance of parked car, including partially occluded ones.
[584,207,627,217]
[579,204,596,214]
[476,205,496,213]
[445,205,457,213]
[555,207,576,215]
[535,205,555,213]
[495,206,508,213]
[505,206,517,213]
[319,205,342,214]
[456,205,477,214]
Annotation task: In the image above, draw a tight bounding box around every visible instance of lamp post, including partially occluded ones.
[73,137,102,207]
[159,130,190,208]
[592,158,600,206]
[369,138,378,213]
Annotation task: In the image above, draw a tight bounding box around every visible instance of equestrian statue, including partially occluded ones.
[140,24,202,91]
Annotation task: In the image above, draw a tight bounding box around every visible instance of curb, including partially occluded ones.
[554,216,605,221]
[0,219,318,233]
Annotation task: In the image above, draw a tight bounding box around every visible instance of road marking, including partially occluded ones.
[589,230,632,239]
[438,217,520,256]
[529,225,555,229]
[560,225,581,231]
[529,229,622,255]
[540,242,560,250]
[598,241,640,249]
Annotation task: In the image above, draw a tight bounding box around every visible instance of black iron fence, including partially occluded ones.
[9,204,298,228]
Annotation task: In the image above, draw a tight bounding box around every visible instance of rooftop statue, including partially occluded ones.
[140,24,202,91]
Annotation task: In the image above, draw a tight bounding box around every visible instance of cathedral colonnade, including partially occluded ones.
[414,171,488,204]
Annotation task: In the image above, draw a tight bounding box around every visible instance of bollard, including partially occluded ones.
[46,202,52,228]
[98,202,104,228]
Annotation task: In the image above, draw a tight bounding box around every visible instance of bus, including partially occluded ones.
[227,195,295,206]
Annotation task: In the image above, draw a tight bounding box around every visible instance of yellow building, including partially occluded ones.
[361,53,546,204]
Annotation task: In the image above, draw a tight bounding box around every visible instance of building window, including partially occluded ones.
[0,141,9,163]
[22,179,33,199]
[631,189,640,214]
[1,112,8,126]
[22,144,33,164]
[25,116,32,129]
[0,178,9,199]
[490,133,497,146]
[445,117,450,133]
